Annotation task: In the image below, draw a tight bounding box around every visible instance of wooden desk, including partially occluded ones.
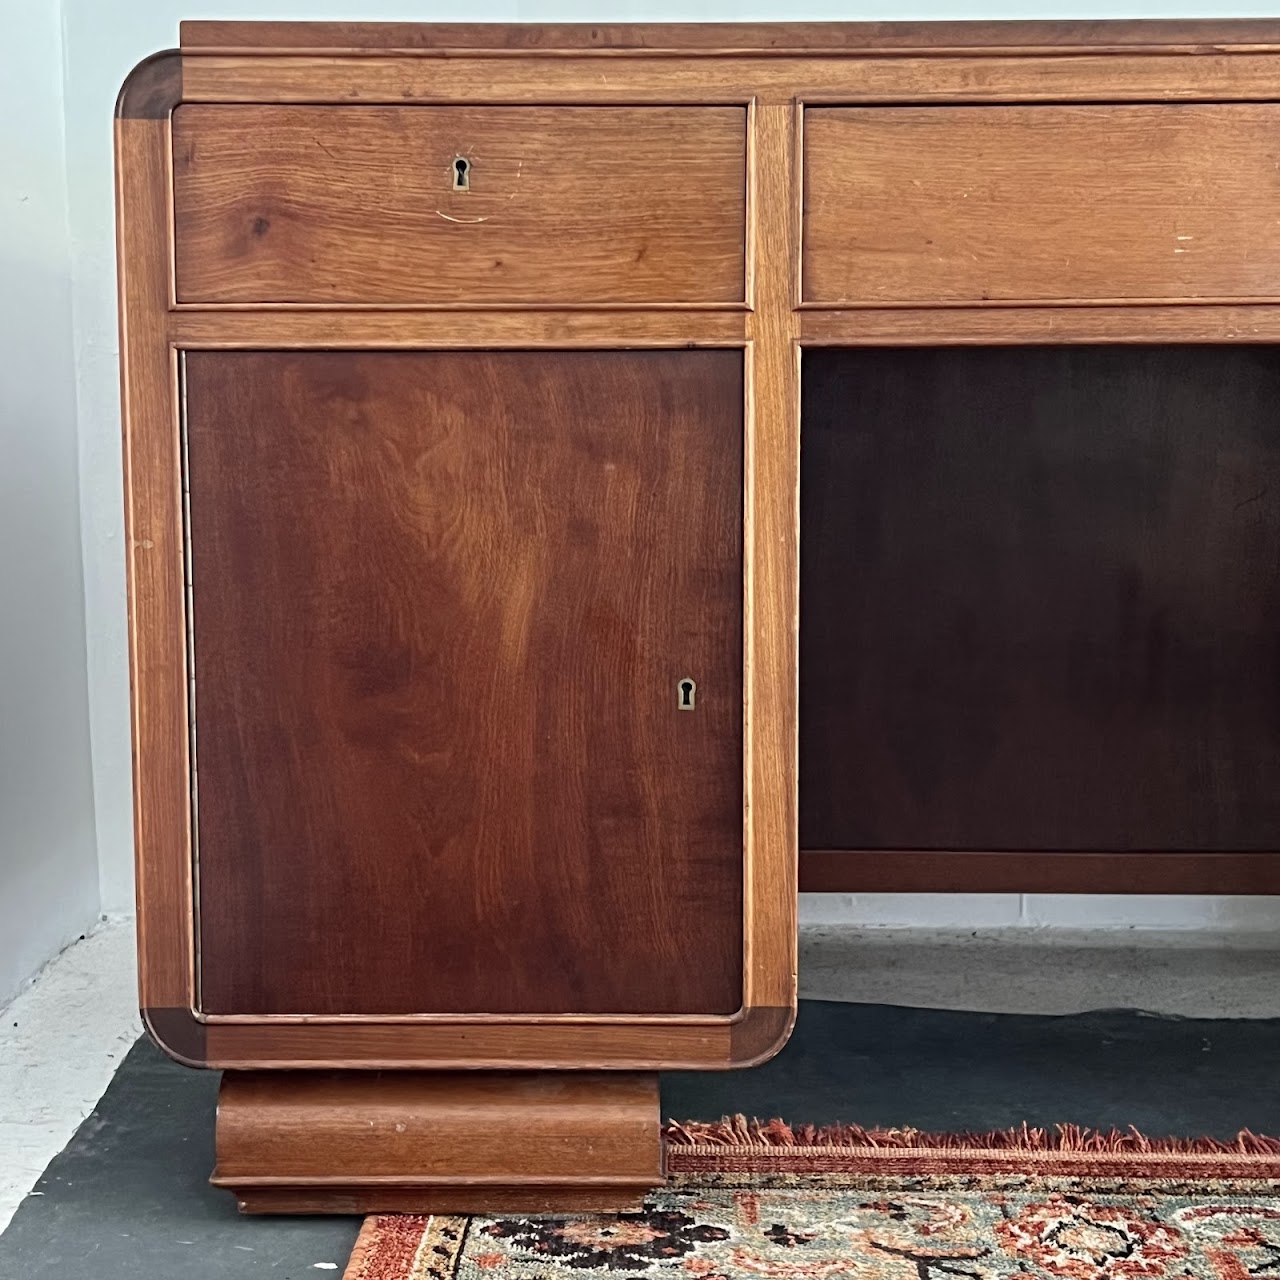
[116,18,1280,1214]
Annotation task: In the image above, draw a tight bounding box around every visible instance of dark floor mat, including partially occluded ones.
[665,1001,1280,1136]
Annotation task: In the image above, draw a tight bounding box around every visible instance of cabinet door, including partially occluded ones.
[183,349,744,1017]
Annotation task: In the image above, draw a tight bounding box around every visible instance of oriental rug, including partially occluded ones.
[342,1120,1280,1280]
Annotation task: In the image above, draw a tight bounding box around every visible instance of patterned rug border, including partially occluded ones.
[341,1121,1280,1280]
[346,1213,468,1280]
[341,1169,1280,1280]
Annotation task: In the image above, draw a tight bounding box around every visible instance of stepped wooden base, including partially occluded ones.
[212,1069,663,1215]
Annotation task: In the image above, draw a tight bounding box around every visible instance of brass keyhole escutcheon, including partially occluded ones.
[678,678,696,711]
[452,156,471,191]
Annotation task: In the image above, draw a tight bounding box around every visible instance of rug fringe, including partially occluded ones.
[665,1116,1280,1156]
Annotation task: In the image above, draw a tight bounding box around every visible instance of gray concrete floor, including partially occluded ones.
[801,926,1280,1017]
[0,923,140,1232]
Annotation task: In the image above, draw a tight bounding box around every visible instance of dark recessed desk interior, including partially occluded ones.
[800,345,1280,896]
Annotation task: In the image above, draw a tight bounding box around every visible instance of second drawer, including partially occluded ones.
[803,103,1280,307]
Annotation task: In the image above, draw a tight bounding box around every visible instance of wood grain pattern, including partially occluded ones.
[115,50,182,120]
[172,106,746,306]
[121,17,1280,1085]
[230,1188,660,1214]
[741,100,800,1030]
[116,113,193,1015]
[214,1070,661,1214]
[800,307,1280,347]
[800,345,1280,855]
[169,310,750,348]
[190,1012,758,1069]
[185,350,744,1017]
[178,52,1280,110]
[800,851,1280,895]
[804,105,1280,307]
[148,1000,799,1070]
[178,19,1280,52]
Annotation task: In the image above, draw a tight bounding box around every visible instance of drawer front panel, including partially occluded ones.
[185,349,745,1017]
[803,104,1280,306]
[173,105,747,305]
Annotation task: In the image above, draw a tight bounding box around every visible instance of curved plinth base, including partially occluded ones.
[212,1069,663,1215]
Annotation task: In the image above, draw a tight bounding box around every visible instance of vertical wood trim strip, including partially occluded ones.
[117,114,194,1012]
[741,99,800,1030]
[744,99,758,313]
[792,103,806,311]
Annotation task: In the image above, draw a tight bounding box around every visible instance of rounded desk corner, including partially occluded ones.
[727,1004,796,1069]
[142,1006,211,1069]
[116,50,182,121]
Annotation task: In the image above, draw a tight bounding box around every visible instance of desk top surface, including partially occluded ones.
[178,18,1280,54]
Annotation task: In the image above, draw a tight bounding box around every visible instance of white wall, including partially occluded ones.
[0,0,100,1004]
[60,0,1280,930]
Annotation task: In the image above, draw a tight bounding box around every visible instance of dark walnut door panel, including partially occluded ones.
[801,345,1280,855]
[184,350,744,1016]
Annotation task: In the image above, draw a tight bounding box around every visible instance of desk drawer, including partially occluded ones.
[803,104,1280,306]
[173,105,747,305]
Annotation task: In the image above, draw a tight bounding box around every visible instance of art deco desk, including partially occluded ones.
[117,18,1280,1213]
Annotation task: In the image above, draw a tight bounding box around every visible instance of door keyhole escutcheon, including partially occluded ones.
[678,678,696,711]
[452,157,471,191]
